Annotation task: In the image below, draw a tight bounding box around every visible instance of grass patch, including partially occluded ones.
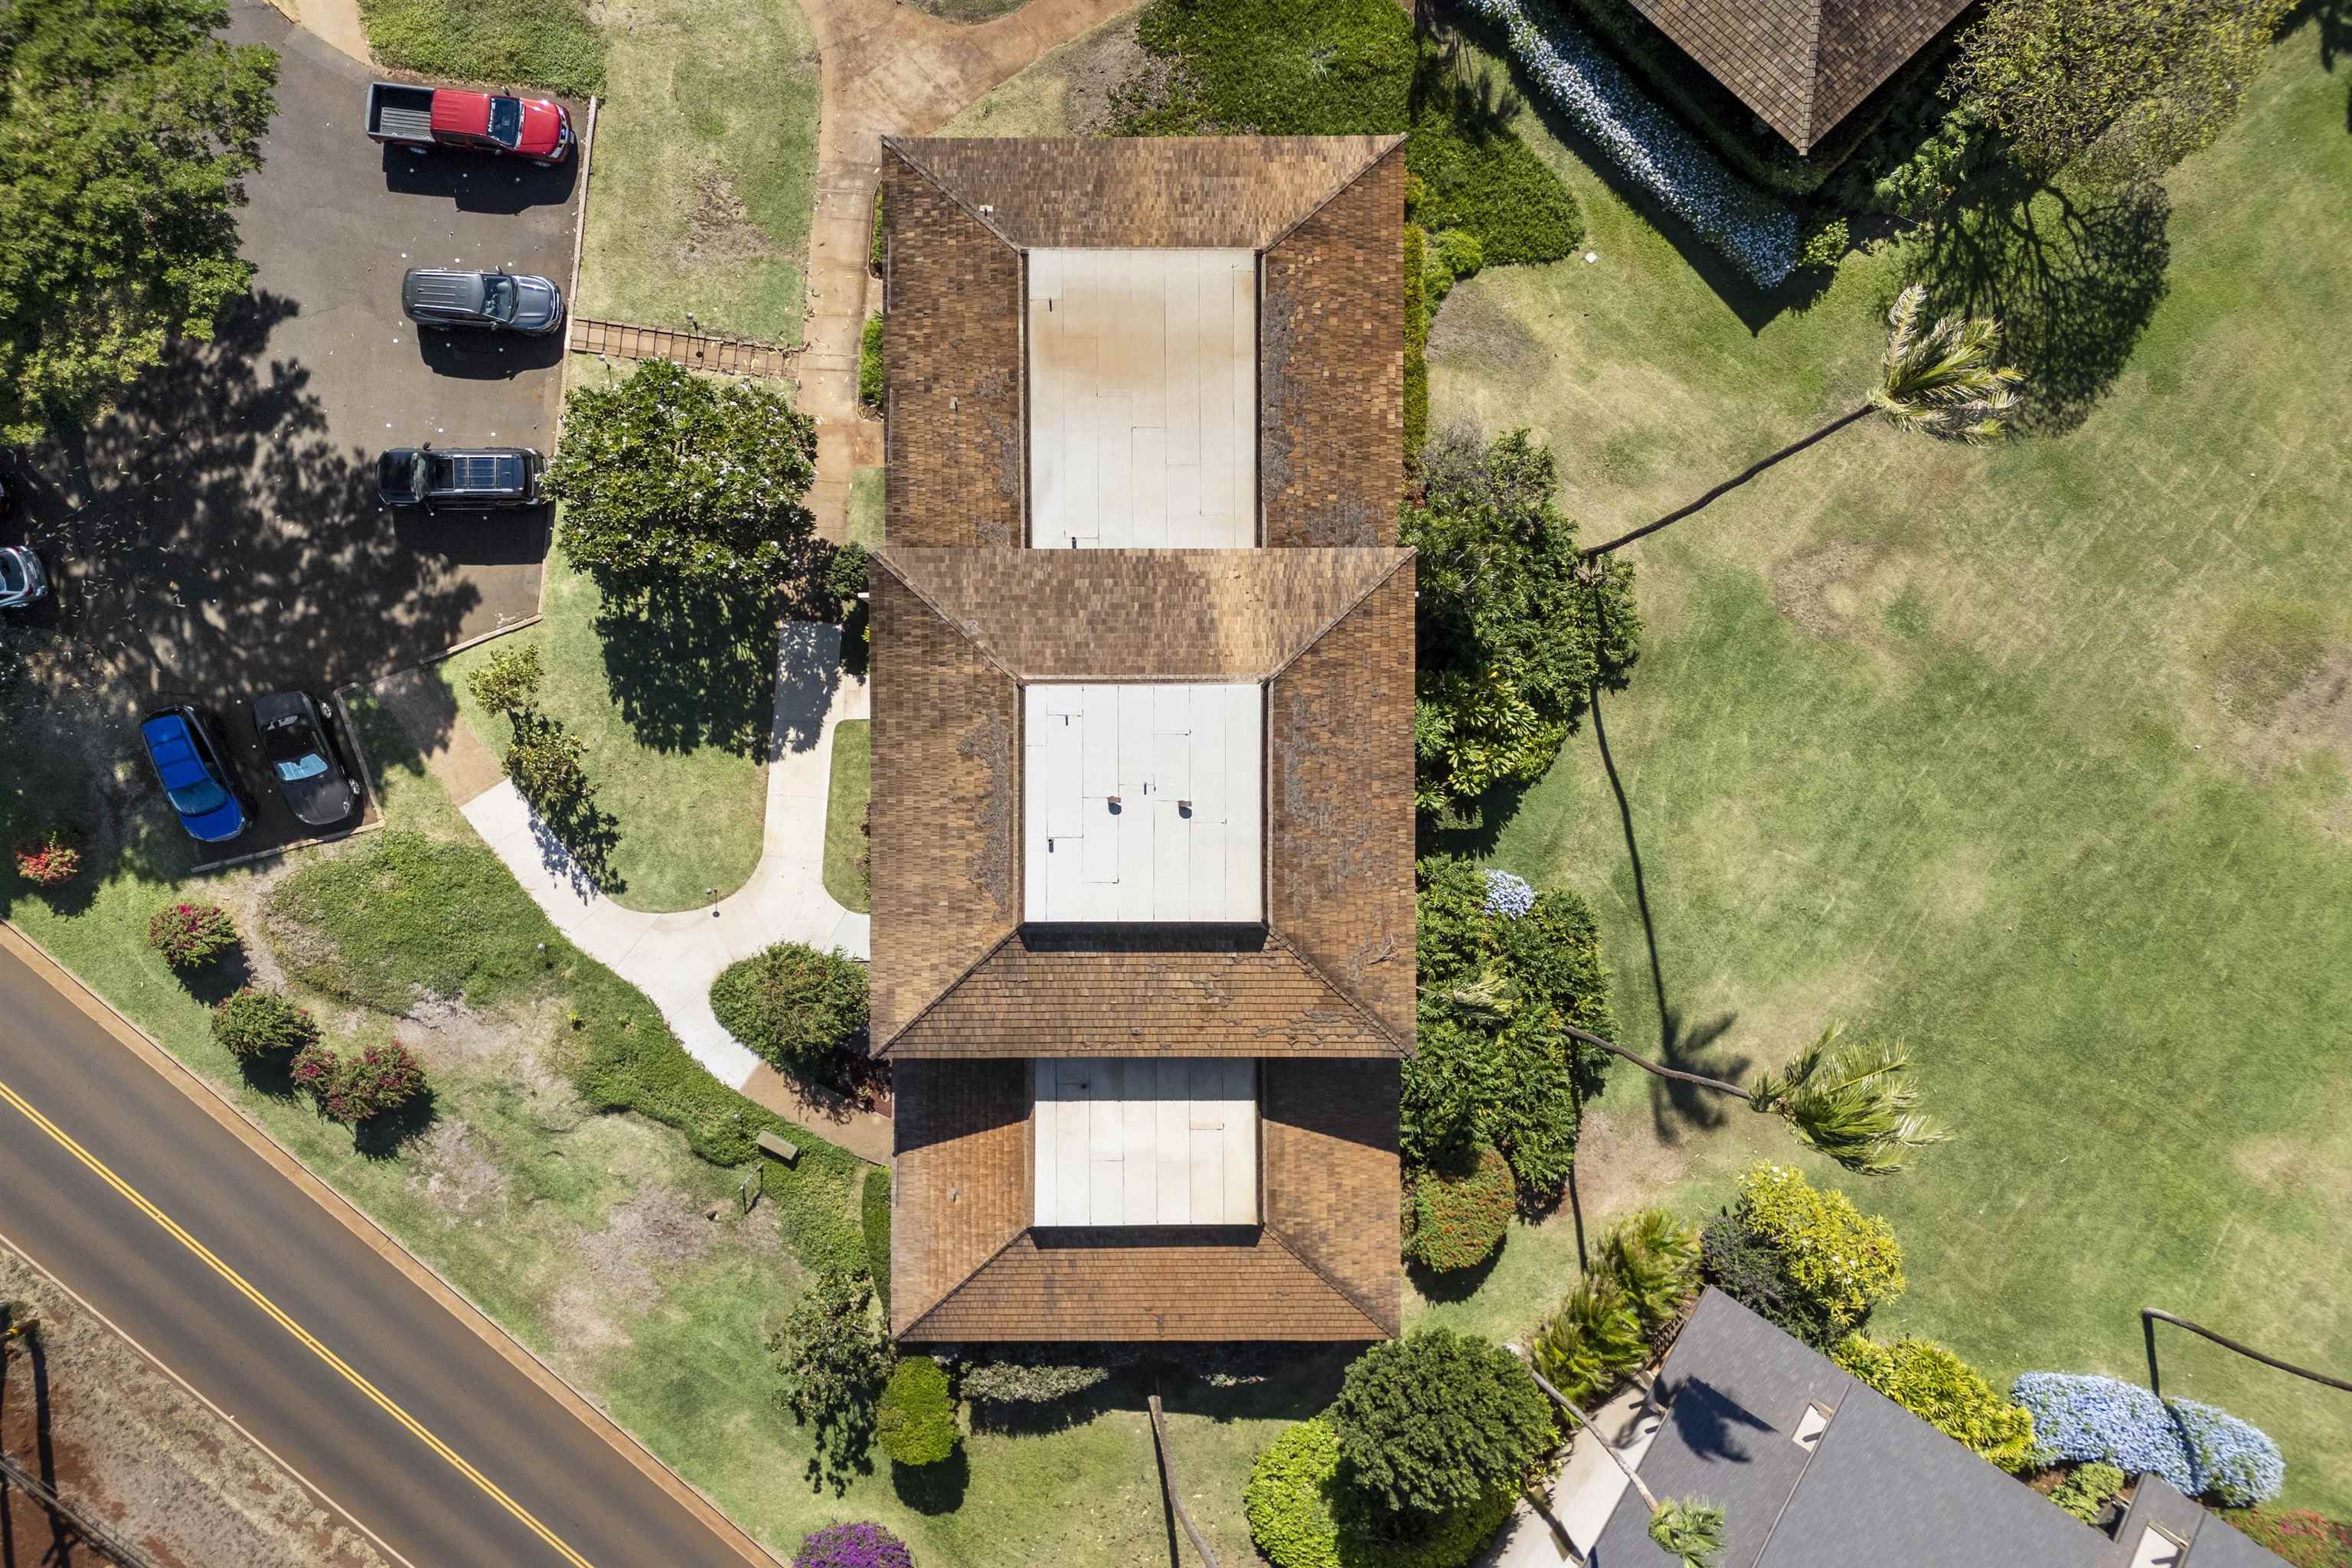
[859,314,884,411]
[443,544,775,911]
[358,0,604,96]
[823,719,871,913]
[1422,18,2352,1512]
[848,466,885,547]
[576,0,818,343]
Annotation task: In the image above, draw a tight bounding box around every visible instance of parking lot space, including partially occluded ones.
[2,1,580,729]
[191,688,386,869]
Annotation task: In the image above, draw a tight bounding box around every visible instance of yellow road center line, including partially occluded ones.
[0,1074,597,1568]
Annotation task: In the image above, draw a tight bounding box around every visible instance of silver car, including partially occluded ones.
[401,268,566,335]
[0,546,46,609]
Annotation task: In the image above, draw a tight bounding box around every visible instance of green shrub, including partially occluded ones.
[1404,1145,1514,1271]
[1732,1162,1903,1337]
[858,315,885,412]
[861,1166,891,1315]
[1601,1208,1701,1346]
[210,988,318,1060]
[1245,1417,1515,1568]
[1530,1276,1648,1406]
[960,1354,1111,1405]
[1403,221,1430,461]
[1423,226,1485,308]
[2224,1508,2352,1568]
[1798,217,1850,270]
[1329,1328,1550,1521]
[710,942,870,1073]
[1698,1211,1834,1347]
[297,1041,428,1125]
[357,0,606,96]
[147,903,237,969]
[2047,1461,2127,1524]
[772,1270,887,1488]
[468,642,544,718]
[869,185,885,272]
[877,1354,959,1466]
[773,1161,867,1276]
[503,715,590,812]
[1832,1335,2037,1472]
[825,541,871,610]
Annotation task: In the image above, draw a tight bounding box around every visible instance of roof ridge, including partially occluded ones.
[876,926,1020,1057]
[1264,547,1414,684]
[880,137,1024,253]
[872,548,1026,688]
[1257,134,1408,254]
[897,1227,1032,1340]
[1795,0,1830,150]
[1262,1224,1394,1339]
[1263,929,1407,1056]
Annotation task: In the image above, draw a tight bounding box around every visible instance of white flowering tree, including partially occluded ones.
[545,359,818,590]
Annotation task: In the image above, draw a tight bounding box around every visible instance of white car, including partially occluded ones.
[0,546,45,609]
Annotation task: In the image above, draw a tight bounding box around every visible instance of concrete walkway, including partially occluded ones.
[1482,1381,1665,1567]
[456,622,871,1088]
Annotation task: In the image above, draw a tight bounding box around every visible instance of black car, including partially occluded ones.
[377,445,542,511]
[252,691,359,828]
[402,268,566,335]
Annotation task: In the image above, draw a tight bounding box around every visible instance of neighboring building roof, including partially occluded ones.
[868,545,1417,1058]
[1626,0,1971,153]
[1591,1290,2292,1568]
[878,136,1405,550]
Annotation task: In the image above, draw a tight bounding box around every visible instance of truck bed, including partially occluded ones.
[365,82,438,143]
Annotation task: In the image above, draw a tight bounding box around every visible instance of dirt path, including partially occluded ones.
[796,0,1136,538]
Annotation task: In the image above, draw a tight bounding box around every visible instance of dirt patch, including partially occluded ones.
[2223,648,2352,777]
[1057,13,1153,134]
[1767,539,1928,655]
[1429,280,1550,381]
[545,1181,726,1359]
[0,1250,395,1568]
[684,172,775,268]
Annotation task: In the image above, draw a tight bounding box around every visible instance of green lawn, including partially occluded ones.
[1423,18,2352,1512]
[848,466,884,547]
[823,719,871,913]
[358,0,604,96]
[443,546,775,911]
[577,0,818,344]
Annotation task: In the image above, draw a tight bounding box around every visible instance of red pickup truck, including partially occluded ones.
[365,82,573,164]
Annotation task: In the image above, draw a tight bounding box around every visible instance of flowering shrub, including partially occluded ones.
[1403,1145,1515,1272]
[960,1354,1109,1405]
[1480,868,1535,919]
[292,1042,429,1124]
[14,833,80,887]
[1731,1162,1903,1335]
[1831,1334,2037,1472]
[146,903,239,969]
[794,1521,914,1568]
[210,988,318,1060]
[1457,0,1798,286]
[2011,1373,2284,1505]
[2226,1508,2352,1568]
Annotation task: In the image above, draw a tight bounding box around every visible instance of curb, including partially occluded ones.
[0,920,788,1568]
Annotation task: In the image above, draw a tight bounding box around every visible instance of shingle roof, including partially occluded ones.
[1626,0,1971,152]
[868,547,1416,1057]
[881,136,1401,251]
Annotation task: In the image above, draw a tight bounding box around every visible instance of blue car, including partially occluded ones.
[139,706,250,844]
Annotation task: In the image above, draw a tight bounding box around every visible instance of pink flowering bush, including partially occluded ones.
[146,902,239,969]
[14,833,80,887]
[292,1041,429,1123]
[794,1521,913,1568]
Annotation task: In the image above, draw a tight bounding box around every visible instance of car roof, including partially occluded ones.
[139,710,215,791]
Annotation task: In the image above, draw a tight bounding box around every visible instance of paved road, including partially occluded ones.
[0,939,763,1568]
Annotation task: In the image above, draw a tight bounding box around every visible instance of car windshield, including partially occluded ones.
[487,97,524,149]
[263,717,330,782]
[484,274,518,322]
[0,557,21,593]
[166,776,229,818]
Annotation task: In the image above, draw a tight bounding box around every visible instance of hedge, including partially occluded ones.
[2011,1373,2283,1506]
[1831,1335,2037,1472]
[877,1354,959,1466]
[861,1166,891,1315]
[1244,1417,1517,1568]
[709,942,870,1073]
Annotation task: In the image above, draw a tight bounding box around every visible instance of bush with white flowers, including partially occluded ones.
[2011,1373,2284,1506]
[1459,0,1798,286]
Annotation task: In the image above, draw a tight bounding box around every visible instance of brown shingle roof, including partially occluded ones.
[889,929,1398,1058]
[882,136,1401,251]
[891,1060,1032,1339]
[1628,0,1970,152]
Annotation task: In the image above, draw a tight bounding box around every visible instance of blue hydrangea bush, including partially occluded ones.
[2011,1373,2283,1505]
[1481,869,1536,918]
[1457,0,1798,286]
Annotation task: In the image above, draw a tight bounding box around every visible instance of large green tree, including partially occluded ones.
[0,0,277,443]
[546,359,818,590]
[1949,0,2293,184]
[1403,427,1638,818]
[1328,1328,1550,1522]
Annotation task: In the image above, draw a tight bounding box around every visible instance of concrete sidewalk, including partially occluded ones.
[459,622,869,1092]
[1481,1380,1665,1567]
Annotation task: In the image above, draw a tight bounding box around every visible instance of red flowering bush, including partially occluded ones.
[146,902,239,969]
[14,833,80,887]
[1403,1145,1516,1272]
[297,1041,427,1124]
[2228,1509,2352,1568]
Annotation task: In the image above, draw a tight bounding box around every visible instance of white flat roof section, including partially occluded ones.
[1033,1057,1259,1227]
[1023,683,1263,924]
[1027,248,1257,548]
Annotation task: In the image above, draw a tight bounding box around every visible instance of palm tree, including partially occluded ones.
[1562,1021,1952,1175]
[1583,284,2025,559]
[1510,1348,1729,1568]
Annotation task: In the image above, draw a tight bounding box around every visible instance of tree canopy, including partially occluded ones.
[1328,1328,1550,1522]
[1949,0,2292,183]
[1402,426,1638,818]
[546,360,819,590]
[0,0,278,443]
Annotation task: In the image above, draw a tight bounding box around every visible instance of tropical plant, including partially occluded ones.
[1328,1328,1552,1521]
[876,1354,958,1467]
[14,832,80,887]
[1728,1164,1905,1336]
[1403,1145,1516,1272]
[794,1521,915,1568]
[467,642,544,718]
[546,359,818,590]
[0,0,279,442]
[772,1270,889,1493]
[1529,1276,1648,1406]
[1517,1357,1727,1568]
[1585,286,2024,557]
[1831,1334,2038,1472]
[1602,1209,1703,1347]
[2048,1461,2127,1524]
[209,988,318,1060]
[710,942,870,1073]
[147,903,239,969]
[2011,1373,2282,1505]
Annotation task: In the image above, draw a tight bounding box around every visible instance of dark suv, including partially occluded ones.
[402,268,566,335]
[377,446,543,511]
